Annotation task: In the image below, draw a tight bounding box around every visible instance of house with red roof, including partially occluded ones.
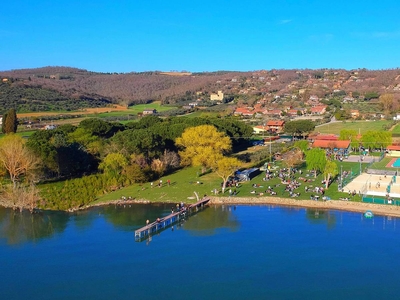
[312,140,350,150]
[266,120,285,133]
[387,145,400,157]
[263,109,282,117]
[234,107,254,117]
[253,125,268,134]
[310,105,327,115]
[309,133,339,141]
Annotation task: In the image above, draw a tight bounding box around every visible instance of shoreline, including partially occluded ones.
[209,196,400,217]
[5,197,400,217]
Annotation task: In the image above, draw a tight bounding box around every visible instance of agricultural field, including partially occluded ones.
[14,102,179,129]
[16,102,177,119]
[315,120,392,135]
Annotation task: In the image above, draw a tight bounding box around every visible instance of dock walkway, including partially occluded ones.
[134,197,210,241]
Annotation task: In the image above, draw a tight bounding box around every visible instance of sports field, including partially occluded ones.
[316,120,391,135]
[344,173,400,197]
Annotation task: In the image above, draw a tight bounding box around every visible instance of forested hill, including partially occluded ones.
[0,66,400,112]
[0,67,245,112]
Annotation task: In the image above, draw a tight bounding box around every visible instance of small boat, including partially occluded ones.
[364,210,374,218]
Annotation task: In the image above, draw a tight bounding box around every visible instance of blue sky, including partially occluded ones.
[1,0,399,72]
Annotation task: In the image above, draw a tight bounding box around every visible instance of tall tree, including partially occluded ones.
[99,153,128,176]
[339,129,359,150]
[283,148,303,174]
[213,156,242,193]
[0,135,41,188]
[175,125,231,173]
[284,120,315,139]
[305,148,327,177]
[379,93,394,116]
[294,140,309,153]
[361,130,392,151]
[323,160,338,188]
[2,108,18,134]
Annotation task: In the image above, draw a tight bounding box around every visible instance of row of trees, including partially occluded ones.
[23,116,253,209]
[0,82,111,112]
[339,129,392,151]
[286,141,337,189]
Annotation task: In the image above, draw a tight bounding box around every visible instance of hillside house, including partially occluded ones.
[210,91,224,101]
[234,107,254,117]
[350,110,360,119]
[143,109,157,115]
[310,105,327,115]
[253,125,268,134]
[307,95,320,105]
[263,109,282,117]
[343,96,355,103]
[266,120,285,133]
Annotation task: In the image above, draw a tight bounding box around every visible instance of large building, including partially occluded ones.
[210,91,224,101]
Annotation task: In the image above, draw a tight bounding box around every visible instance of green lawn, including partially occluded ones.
[84,103,177,119]
[95,167,221,204]
[316,120,391,135]
[368,157,393,171]
[0,130,36,139]
[391,123,400,135]
[95,160,366,205]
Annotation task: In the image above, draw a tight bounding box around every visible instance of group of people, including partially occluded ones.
[150,179,171,188]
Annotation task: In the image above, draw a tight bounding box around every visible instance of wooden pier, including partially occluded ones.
[134,197,210,242]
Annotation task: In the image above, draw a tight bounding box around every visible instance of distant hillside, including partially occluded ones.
[0,66,400,113]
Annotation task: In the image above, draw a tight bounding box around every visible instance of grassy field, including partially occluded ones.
[13,102,179,132]
[316,120,391,135]
[88,102,177,118]
[95,160,366,205]
[95,166,220,204]
[369,157,394,171]
[391,123,400,135]
[0,130,36,139]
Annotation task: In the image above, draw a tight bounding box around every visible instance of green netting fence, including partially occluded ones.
[362,196,400,206]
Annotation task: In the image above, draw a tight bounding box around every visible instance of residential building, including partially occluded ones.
[143,109,157,115]
[266,120,285,133]
[210,91,224,101]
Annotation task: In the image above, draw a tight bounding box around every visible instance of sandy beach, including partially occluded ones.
[209,196,400,217]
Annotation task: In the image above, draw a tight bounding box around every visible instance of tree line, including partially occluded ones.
[0,115,254,210]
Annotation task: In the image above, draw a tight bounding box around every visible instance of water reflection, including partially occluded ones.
[183,205,240,236]
[102,203,172,229]
[306,209,337,229]
[0,208,69,245]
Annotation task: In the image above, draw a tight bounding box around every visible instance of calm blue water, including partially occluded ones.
[392,158,400,167]
[1,204,399,300]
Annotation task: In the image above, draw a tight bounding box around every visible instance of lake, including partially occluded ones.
[1,204,399,300]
